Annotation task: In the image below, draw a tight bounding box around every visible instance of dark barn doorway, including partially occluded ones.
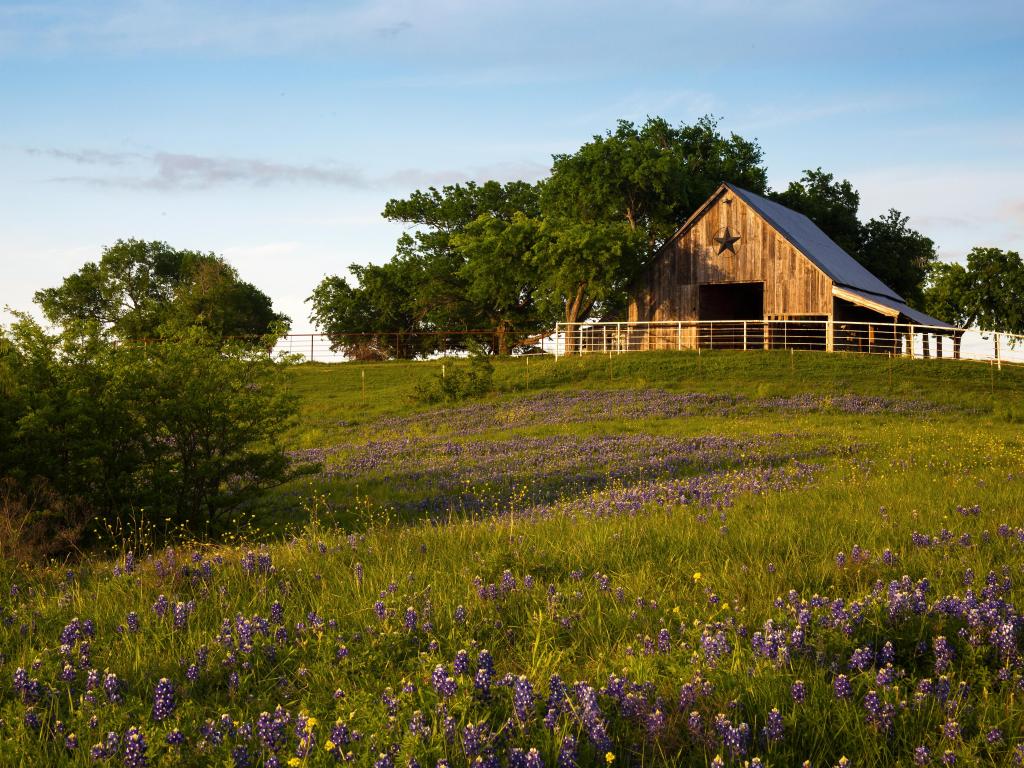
[698,282,764,349]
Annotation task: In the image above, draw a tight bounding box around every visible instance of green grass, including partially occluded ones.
[4,351,1024,767]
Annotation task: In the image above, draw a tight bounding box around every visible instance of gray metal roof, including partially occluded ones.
[726,183,904,302]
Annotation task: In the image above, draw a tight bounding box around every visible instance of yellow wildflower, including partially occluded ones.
[606,752,616,764]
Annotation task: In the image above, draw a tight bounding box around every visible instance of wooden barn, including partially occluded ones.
[625,182,953,354]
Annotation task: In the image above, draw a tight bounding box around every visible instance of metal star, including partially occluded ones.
[714,227,741,254]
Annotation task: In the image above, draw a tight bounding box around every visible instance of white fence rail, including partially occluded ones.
[552,320,1024,367]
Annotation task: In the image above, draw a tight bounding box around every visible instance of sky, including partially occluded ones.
[2,0,1023,331]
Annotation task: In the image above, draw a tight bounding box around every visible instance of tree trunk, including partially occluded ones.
[563,283,587,355]
[496,320,509,356]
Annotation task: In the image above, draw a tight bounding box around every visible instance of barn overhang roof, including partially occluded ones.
[833,286,954,329]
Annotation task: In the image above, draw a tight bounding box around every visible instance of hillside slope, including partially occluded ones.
[3,351,1024,767]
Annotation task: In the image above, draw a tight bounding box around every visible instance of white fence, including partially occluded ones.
[551,320,1024,367]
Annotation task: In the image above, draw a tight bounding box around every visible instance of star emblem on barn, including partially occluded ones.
[714,227,741,255]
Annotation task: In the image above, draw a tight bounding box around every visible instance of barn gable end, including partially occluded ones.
[628,184,833,323]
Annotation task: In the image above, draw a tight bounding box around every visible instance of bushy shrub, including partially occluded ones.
[0,318,295,541]
[415,345,494,404]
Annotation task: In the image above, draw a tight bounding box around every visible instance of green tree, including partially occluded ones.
[451,211,547,354]
[925,247,1024,333]
[923,261,973,327]
[35,239,289,340]
[857,210,936,308]
[771,168,862,255]
[544,115,768,247]
[310,180,544,357]
[382,180,542,338]
[307,259,423,359]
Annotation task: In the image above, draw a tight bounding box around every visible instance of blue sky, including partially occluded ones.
[2,0,1022,330]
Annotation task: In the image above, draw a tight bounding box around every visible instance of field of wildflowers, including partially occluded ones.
[3,351,1024,767]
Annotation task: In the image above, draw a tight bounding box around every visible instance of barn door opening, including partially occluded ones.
[697,282,764,349]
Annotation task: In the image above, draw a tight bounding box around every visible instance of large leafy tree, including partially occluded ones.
[307,258,424,359]
[771,169,862,256]
[543,115,768,247]
[535,116,767,335]
[382,180,542,335]
[310,180,544,356]
[857,210,936,308]
[452,211,547,354]
[925,248,1024,333]
[35,239,289,339]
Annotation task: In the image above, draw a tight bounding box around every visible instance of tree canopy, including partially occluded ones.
[35,239,289,340]
[924,248,1024,333]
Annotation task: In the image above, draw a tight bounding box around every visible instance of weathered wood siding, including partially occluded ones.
[629,190,833,323]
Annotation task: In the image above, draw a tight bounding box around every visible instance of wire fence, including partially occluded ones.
[552,319,1024,367]
[269,330,559,363]
[120,322,1023,368]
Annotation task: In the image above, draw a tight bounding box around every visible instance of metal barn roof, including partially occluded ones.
[723,183,951,328]
[724,183,904,302]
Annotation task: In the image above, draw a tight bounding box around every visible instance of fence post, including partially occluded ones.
[554,323,560,361]
[996,333,1002,371]
[617,322,622,354]
[310,334,314,362]
[677,321,682,351]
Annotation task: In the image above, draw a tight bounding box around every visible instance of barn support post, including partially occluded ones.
[743,320,748,351]
[677,321,682,351]
[907,326,915,358]
[826,319,834,353]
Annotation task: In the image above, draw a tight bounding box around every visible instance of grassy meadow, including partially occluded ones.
[3,350,1024,767]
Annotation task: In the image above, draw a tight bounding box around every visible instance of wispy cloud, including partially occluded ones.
[27,146,549,191]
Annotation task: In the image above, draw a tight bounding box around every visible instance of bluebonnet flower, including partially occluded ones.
[934,636,954,674]
[833,675,851,699]
[513,675,535,722]
[764,708,784,741]
[123,727,148,768]
[432,665,457,698]
[152,595,169,618]
[558,735,578,768]
[404,607,418,631]
[104,671,123,704]
[792,680,806,703]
